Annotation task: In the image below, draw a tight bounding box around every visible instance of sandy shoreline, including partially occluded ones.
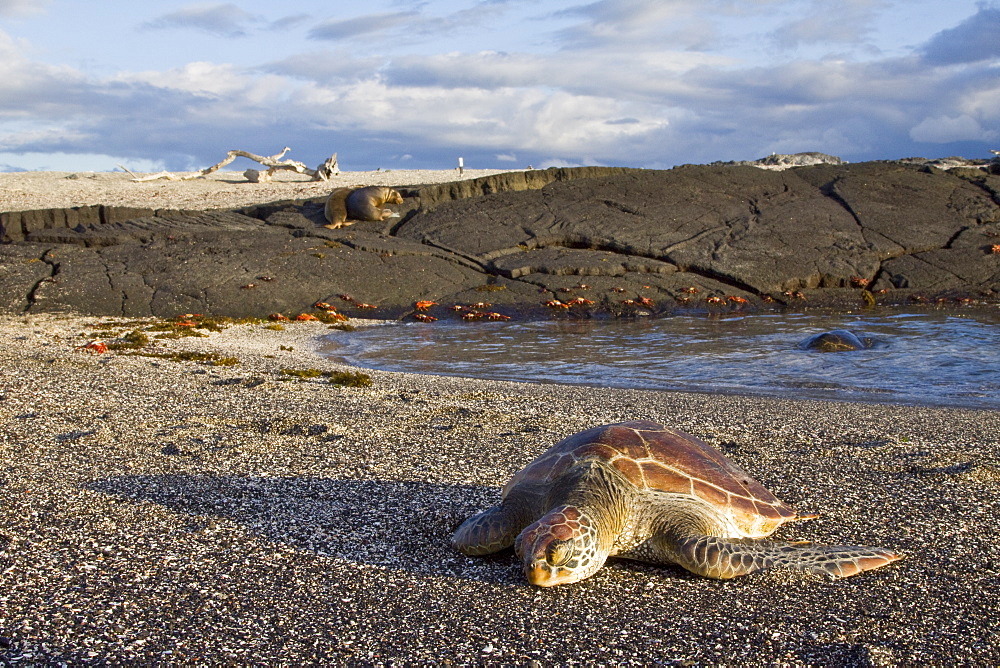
[0,313,997,664]
[0,168,519,213]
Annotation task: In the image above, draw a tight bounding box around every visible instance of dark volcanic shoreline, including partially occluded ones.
[2,161,999,321]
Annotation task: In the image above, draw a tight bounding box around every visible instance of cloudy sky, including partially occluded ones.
[1,0,998,172]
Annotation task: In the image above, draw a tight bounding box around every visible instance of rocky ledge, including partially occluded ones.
[1,161,999,320]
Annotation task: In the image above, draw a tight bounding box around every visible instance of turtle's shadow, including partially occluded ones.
[87,474,524,584]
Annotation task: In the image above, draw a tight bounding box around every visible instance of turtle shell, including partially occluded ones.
[799,329,872,352]
[504,420,798,538]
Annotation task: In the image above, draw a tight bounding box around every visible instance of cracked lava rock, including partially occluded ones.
[2,162,999,320]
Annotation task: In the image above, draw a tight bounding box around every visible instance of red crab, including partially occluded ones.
[636,296,655,308]
[415,300,438,311]
[485,312,511,321]
[850,276,869,288]
[991,244,1000,254]
[295,313,319,321]
[314,301,333,310]
[544,300,570,309]
[727,296,749,304]
[355,303,377,310]
[705,296,724,304]
[337,294,354,302]
[269,313,290,322]
[413,314,437,322]
[76,340,108,354]
[566,297,595,306]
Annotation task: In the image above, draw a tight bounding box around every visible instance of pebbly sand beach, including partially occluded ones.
[0,168,519,213]
[0,171,999,664]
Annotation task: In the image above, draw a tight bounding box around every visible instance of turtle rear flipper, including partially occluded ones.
[666,535,902,579]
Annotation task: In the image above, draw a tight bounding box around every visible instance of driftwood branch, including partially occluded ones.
[121,148,338,183]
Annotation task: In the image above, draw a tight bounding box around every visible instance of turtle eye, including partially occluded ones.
[545,539,574,567]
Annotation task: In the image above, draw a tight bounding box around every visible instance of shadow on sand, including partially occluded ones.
[87,474,526,584]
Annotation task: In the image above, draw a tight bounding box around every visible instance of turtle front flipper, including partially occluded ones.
[452,506,525,556]
[660,535,901,579]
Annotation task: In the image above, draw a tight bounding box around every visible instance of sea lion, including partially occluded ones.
[324,186,404,229]
[323,187,354,229]
[346,186,404,222]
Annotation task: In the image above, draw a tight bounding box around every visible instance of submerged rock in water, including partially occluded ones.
[799,329,874,352]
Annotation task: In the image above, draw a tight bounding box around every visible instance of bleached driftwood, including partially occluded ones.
[243,169,271,183]
[315,154,340,180]
[119,148,338,183]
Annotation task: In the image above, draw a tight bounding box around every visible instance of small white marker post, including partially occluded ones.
[458,157,464,176]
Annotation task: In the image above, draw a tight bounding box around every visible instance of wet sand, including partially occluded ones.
[0,313,997,664]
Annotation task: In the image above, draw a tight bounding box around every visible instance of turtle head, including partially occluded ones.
[514,505,607,586]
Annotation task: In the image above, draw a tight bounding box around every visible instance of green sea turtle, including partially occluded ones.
[452,420,900,586]
[799,329,874,352]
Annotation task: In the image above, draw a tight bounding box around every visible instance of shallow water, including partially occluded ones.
[322,309,1000,410]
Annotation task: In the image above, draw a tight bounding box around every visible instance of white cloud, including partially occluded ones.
[0,0,50,17]
[920,5,1000,65]
[909,113,995,143]
[770,0,888,48]
[0,124,90,150]
[143,3,260,38]
[382,48,734,99]
[306,3,541,48]
[554,0,718,50]
[301,78,667,156]
[118,62,283,99]
[308,12,422,41]
[1,2,998,172]
[959,76,1000,123]
[0,30,91,115]
[264,50,388,85]
[0,151,165,172]
[269,13,311,31]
